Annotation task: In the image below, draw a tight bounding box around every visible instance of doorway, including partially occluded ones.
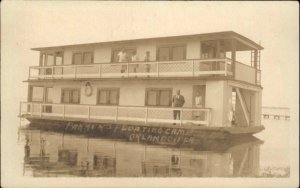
[193,85,206,108]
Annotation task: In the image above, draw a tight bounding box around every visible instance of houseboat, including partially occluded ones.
[19,31,264,145]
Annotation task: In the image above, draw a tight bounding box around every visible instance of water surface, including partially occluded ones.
[18,118,290,177]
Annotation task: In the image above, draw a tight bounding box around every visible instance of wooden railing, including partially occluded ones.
[28,58,233,80]
[20,102,211,126]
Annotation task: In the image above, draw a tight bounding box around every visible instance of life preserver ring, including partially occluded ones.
[84,82,93,97]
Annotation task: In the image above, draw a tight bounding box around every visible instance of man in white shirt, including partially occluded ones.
[143,51,151,73]
[131,51,138,73]
[118,48,128,73]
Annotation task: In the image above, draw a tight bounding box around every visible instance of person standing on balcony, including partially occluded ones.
[117,48,128,73]
[194,91,204,123]
[144,51,151,73]
[172,89,185,125]
[131,51,139,73]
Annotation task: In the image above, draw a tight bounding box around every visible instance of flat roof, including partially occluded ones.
[31,31,264,51]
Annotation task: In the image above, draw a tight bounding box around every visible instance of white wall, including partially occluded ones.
[186,39,201,59]
[205,81,226,127]
[94,47,111,63]
[49,80,206,108]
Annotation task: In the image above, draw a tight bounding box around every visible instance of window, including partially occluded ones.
[157,45,186,61]
[29,86,44,102]
[111,48,136,62]
[55,51,63,65]
[97,88,119,105]
[61,89,80,104]
[72,52,93,65]
[45,87,53,103]
[145,88,172,107]
[40,51,64,66]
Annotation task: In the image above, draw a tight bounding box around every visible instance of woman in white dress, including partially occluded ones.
[194,92,204,123]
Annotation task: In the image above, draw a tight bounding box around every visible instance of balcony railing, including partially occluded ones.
[20,102,211,127]
[28,58,233,80]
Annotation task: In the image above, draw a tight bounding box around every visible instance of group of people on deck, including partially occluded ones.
[117,48,151,73]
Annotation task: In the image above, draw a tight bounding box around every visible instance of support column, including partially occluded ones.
[231,39,237,78]
[254,50,258,84]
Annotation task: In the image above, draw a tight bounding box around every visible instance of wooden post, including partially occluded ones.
[180,109,183,127]
[145,107,148,125]
[206,109,210,126]
[99,64,102,78]
[254,50,258,84]
[88,106,90,120]
[52,66,54,79]
[40,103,42,117]
[157,63,159,77]
[31,103,33,116]
[63,105,65,119]
[115,106,118,121]
[192,60,195,77]
[74,66,77,79]
[231,39,236,78]
[224,59,228,76]
[236,88,250,126]
[126,63,129,78]
[28,68,31,80]
[19,102,22,117]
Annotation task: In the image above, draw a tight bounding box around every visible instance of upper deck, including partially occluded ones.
[27,31,263,85]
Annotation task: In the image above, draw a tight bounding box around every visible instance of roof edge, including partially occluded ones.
[31,31,263,51]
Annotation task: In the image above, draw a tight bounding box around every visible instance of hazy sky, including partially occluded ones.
[2,1,299,109]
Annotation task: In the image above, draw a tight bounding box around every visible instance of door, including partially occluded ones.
[193,85,206,107]
[192,85,206,122]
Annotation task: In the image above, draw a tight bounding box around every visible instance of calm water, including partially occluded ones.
[17,118,290,177]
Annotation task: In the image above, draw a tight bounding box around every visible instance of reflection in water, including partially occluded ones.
[20,127,263,177]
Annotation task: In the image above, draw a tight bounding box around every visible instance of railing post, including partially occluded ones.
[156,62,159,77]
[180,109,183,127]
[31,103,33,116]
[192,60,195,77]
[88,106,90,120]
[145,107,148,125]
[40,103,42,117]
[99,64,102,78]
[52,66,54,79]
[224,59,227,76]
[19,102,22,117]
[206,110,210,126]
[63,104,65,119]
[126,63,129,78]
[28,68,31,80]
[74,66,77,79]
[115,106,118,122]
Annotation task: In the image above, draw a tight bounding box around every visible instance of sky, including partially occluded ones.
[1,1,299,187]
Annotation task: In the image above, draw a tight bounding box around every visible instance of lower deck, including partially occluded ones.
[26,79,263,128]
[22,115,265,142]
